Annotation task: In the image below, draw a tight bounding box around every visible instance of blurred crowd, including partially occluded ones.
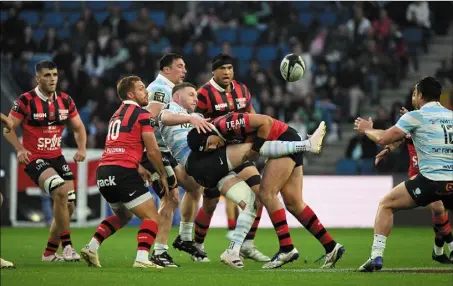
[1,1,452,153]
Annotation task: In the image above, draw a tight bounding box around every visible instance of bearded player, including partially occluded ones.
[3,60,86,262]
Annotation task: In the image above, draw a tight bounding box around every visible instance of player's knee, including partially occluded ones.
[430,202,446,216]
[52,187,68,204]
[225,181,257,214]
[258,188,277,205]
[44,175,66,196]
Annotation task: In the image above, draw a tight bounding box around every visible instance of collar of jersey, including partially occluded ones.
[35,86,57,102]
[123,100,140,107]
[209,78,234,92]
[421,101,441,109]
[157,73,175,88]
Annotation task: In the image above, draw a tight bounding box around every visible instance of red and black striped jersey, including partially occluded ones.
[99,101,155,169]
[406,135,419,177]
[212,113,289,143]
[196,78,252,119]
[9,87,78,162]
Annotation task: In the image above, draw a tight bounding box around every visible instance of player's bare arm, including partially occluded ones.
[355,117,407,146]
[146,101,164,120]
[142,131,169,196]
[245,114,274,161]
[2,114,31,164]
[69,114,87,162]
[375,139,405,166]
[0,113,13,132]
[160,110,212,134]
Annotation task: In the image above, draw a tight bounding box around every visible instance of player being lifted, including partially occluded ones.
[187,111,345,269]
[143,53,209,266]
[374,105,453,264]
[3,61,86,262]
[81,76,169,269]
[189,53,269,262]
[355,77,453,272]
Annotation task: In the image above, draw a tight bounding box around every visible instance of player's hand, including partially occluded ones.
[375,148,389,166]
[354,117,373,133]
[400,107,409,116]
[160,176,169,197]
[73,149,86,162]
[17,148,31,164]
[189,116,212,134]
[245,150,260,162]
[138,165,152,185]
[1,116,13,133]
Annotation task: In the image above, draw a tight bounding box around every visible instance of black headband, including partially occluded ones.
[212,54,233,71]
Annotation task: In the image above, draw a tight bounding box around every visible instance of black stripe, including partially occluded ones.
[194,231,206,238]
[54,96,61,122]
[254,216,261,221]
[248,227,257,233]
[273,220,288,228]
[207,86,218,116]
[102,220,117,235]
[314,228,327,239]
[42,99,50,125]
[194,221,209,230]
[60,234,70,240]
[245,175,260,188]
[47,242,58,248]
[138,119,149,126]
[94,232,105,242]
[138,229,156,238]
[27,120,64,127]
[435,220,449,228]
[239,114,246,137]
[125,107,141,132]
[29,94,38,117]
[18,94,29,107]
[278,233,291,240]
[197,90,208,104]
[138,242,151,249]
[305,215,318,231]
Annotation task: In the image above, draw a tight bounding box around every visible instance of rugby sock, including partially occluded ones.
[60,230,72,248]
[296,206,336,253]
[43,238,60,256]
[245,204,263,240]
[371,234,387,259]
[153,243,169,255]
[90,215,127,251]
[259,140,310,158]
[432,213,453,253]
[433,234,444,256]
[136,220,158,262]
[194,208,213,244]
[228,219,237,231]
[270,208,294,252]
[229,210,256,255]
[179,222,194,241]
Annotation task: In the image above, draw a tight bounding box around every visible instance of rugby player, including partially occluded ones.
[3,60,86,262]
[186,111,345,269]
[355,76,453,272]
[81,76,169,269]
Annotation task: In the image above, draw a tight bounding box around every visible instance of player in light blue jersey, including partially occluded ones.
[354,76,453,272]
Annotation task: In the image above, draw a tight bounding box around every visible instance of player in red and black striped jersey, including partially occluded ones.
[375,104,453,264]
[81,76,169,269]
[3,60,86,262]
[187,53,270,262]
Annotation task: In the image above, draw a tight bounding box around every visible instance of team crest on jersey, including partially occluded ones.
[228,98,234,108]
[235,98,247,109]
[59,109,68,120]
[150,117,157,127]
[153,91,165,103]
[12,100,19,112]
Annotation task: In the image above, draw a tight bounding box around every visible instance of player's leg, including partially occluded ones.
[225,198,238,239]
[430,200,453,264]
[281,165,344,268]
[359,180,421,272]
[0,192,15,269]
[259,157,299,269]
[235,164,270,262]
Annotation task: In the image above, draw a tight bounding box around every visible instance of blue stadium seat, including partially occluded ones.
[232,46,252,61]
[183,43,193,55]
[43,12,65,27]
[260,60,272,69]
[215,28,237,43]
[1,11,8,22]
[403,28,422,43]
[336,159,358,175]
[207,45,221,58]
[257,45,277,62]
[19,11,39,26]
[87,2,107,10]
[29,54,53,73]
[150,11,166,27]
[123,11,137,22]
[318,12,336,27]
[117,1,132,10]
[299,12,314,27]
[59,28,70,40]
[292,2,310,11]
[238,62,248,76]
[67,12,81,25]
[60,1,82,10]
[95,11,109,23]
[238,28,259,45]
[32,28,46,42]
[358,159,376,175]
[43,1,55,10]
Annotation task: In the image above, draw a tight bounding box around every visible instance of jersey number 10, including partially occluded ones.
[107,119,121,141]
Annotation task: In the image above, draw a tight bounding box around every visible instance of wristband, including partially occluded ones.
[251,137,266,152]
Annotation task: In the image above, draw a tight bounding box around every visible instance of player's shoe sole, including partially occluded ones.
[321,243,345,268]
[133,260,164,269]
[359,256,383,272]
[262,248,299,269]
[81,246,101,267]
[1,258,15,269]
[220,250,244,269]
[309,121,327,154]
[240,246,271,262]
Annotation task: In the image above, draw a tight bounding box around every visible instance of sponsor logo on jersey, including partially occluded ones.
[37,134,62,151]
[153,91,166,103]
[33,113,47,119]
[59,109,68,120]
[215,103,228,110]
[97,176,117,187]
[226,117,245,130]
[235,97,247,109]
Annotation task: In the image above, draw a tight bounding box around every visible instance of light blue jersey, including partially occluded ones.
[395,102,453,181]
[158,102,197,167]
[146,74,175,152]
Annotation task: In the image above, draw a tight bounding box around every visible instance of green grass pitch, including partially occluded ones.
[1,227,452,285]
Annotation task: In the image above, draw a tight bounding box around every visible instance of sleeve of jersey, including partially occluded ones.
[138,112,155,133]
[395,111,421,134]
[196,88,209,114]
[10,96,28,120]
[148,86,171,104]
[244,86,253,112]
[67,96,79,119]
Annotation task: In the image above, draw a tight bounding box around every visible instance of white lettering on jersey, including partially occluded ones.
[37,134,62,151]
[226,117,245,130]
[97,176,117,187]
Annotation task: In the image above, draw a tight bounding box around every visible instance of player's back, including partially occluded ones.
[100,101,153,169]
[407,102,453,180]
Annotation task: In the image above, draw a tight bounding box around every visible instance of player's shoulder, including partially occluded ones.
[232,80,248,89]
[197,81,211,94]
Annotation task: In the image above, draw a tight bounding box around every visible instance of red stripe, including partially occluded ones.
[122,105,135,127]
[211,86,224,111]
[232,113,242,137]
[244,113,250,134]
